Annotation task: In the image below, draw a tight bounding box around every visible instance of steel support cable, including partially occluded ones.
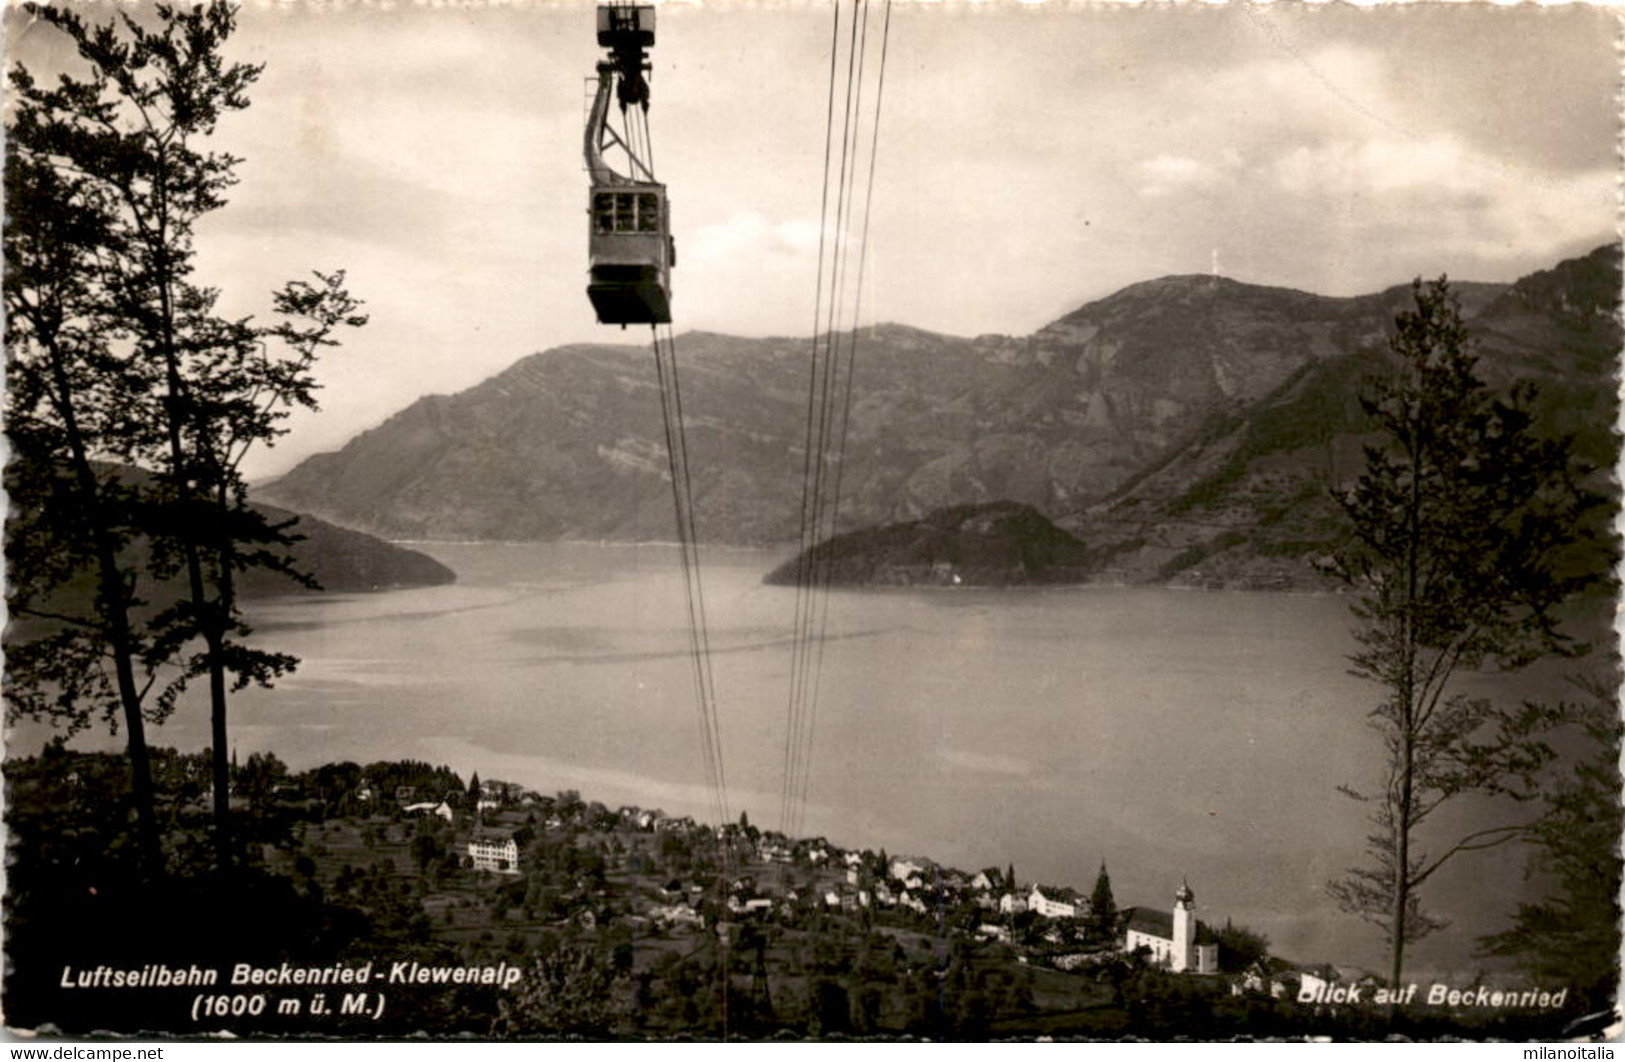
[796,0,891,838]
[779,0,847,835]
[788,0,865,839]
[788,0,871,838]
[790,0,865,836]
[650,324,729,828]
[649,327,722,829]
[660,322,729,825]
[654,320,733,1039]
[780,9,848,837]
[632,103,728,829]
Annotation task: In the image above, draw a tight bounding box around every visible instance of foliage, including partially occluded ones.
[4,1,365,873]
[1322,278,1603,988]
[1212,919,1271,974]
[1087,862,1118,945]
[1478,677,1623,1013]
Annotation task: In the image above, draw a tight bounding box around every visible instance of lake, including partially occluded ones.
[16,540,1578,975]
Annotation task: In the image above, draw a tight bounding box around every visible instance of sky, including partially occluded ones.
[6,1,1618,479]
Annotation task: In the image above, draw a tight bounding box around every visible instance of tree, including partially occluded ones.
[1087,861,1118,945]
[6,2,366,873]
[5,96,167,874]
[1322,278,1602,990]
[1213,919,1271,974]
[1478,677,1622,1013]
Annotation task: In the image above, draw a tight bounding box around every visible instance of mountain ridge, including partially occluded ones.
[259,244,1620,587]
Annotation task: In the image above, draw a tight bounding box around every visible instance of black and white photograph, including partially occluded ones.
[3,0,1620,1042]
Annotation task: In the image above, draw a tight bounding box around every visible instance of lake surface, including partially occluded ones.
[18,541,1576,974]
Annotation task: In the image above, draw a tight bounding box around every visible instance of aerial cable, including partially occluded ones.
[662,322,729,825]
[649,325,719,825]
[791,0,867,836]
[779,0,846,836]
[651,323,730,828]
[782,0,892,838]
[797,0,892,838]
[652,321,734,1037]
[787,0,863,838]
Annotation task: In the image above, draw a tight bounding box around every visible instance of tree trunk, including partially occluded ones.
[46,345,163,876]
[1391,737,1413,992]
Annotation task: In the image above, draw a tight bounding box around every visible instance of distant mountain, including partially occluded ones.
[260,244,1619,587]
[1063,244,1621,589]
[240,505,455,596]
[763,501,1091,587]
[6,461,454,623]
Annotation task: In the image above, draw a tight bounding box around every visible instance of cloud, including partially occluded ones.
[937,748,1031,777]
[1135,153,1238,199]
[688,212,825,262]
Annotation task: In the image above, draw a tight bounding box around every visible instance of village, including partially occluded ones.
[351,764,1361,1009]
[10,746,1574,1038]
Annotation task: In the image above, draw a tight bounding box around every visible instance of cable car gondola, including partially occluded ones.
[585,3,673,327]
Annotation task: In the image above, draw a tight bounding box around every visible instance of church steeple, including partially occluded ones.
[1172,877,1197,972]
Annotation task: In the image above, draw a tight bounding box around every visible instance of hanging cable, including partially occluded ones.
[779,0,846,837]
[780,0,893,839]
[651,322,730,829]
[796,0,893,838]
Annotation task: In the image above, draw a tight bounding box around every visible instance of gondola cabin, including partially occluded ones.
[584,2,672,326]
[587,183,673,325]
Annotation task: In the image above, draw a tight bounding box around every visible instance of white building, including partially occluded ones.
[404,800,455,822]
[998,892,1028,915]
[467,832,520,874]
[1028,884,1083,919]
[1122,881,1219,974]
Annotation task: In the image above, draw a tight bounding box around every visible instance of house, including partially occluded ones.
[889,858,925,882]
[655,903,703,927]
[998,892,1028,915]
[467,831,520,874]
[1029,884,1083,919]
[970,868,1005,892]
[403,800,456,822]
[1052,953,1094,972]
[1232,959,1292,999]
[1293,964,1380,1002]
[1121,881,1219,974]
[977,923,1012,943]
[898,890,928,915]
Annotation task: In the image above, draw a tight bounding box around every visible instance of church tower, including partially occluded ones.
[1171,879,1197,972]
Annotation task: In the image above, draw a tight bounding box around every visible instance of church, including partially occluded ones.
[1121,881,1220,974]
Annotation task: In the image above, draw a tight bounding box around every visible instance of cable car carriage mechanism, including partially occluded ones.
[586,3,673,327]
